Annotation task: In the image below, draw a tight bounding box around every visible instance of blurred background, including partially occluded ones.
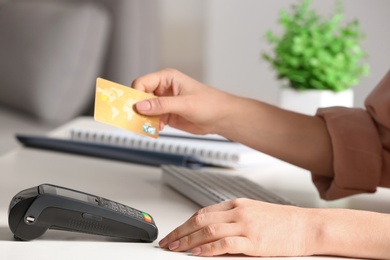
[1,0,390,155]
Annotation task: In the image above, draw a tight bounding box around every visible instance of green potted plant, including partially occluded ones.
[262,0,369,115]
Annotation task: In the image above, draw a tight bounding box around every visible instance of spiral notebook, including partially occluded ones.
[66,126,277,168]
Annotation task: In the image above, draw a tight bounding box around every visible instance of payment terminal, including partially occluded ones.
[8,184,158,242]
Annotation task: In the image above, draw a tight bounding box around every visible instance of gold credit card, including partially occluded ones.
[94,77,159,138]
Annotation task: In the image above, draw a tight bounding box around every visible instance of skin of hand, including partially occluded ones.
[133,69,390,259]
[158,198,390,259]
[159,198,315,257]
[133,69,333,176]
[132,68,235,135]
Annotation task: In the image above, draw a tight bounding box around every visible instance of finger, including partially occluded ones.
[131,71,165,93]
[167,223,242,252]
[135,96,188,116]
[159,114,170,130]
[131,69,179,94]
[159,207,235,248]
[194,200,237,216]
[184,200,236,225]
[192,236,254,257]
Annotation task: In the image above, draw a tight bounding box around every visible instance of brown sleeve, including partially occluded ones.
[312,69,390,200]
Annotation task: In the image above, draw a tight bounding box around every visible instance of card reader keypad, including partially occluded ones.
[100,199,153,223]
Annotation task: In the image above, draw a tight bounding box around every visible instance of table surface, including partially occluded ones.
[0,117,388,260]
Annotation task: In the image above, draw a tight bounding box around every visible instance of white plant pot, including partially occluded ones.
[280,88,354,115]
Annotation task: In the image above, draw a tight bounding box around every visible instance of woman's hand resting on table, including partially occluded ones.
[158,198,315,257]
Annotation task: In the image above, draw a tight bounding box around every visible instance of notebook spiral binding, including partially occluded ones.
[68,128,271,168]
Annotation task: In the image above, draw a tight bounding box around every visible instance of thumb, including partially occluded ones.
[135,96,184,116]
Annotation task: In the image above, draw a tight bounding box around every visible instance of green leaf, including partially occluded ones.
[261,0,370,91]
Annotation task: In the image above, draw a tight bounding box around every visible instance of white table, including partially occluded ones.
[0,117,388,259]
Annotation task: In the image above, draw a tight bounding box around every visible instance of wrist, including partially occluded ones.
[215,95,257,139]
[309,208,390,259]
[293,207,322,256]
[306,208,329,256]
[308,208,349,257]
[209,92,244,136]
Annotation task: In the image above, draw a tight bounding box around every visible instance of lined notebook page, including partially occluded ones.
[67,127,278,168]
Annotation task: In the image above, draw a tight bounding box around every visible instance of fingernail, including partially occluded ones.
[159,237,168,248]
[135,100,151,111]
[192,247,201,256]
[168,240,180,250]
